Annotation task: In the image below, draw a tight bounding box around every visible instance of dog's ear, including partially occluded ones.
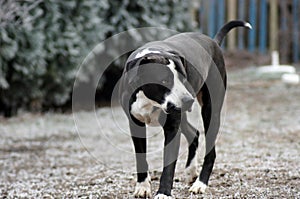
[167,51,196,97]
[167,51,187,77]
[169,51,186,66]
[125,58,138,72]
[125,59,140,84]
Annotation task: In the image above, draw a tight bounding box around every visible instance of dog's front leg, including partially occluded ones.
[155,111,181,199]
[129,120,152,198]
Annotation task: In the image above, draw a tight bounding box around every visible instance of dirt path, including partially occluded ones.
[1,68,299,198]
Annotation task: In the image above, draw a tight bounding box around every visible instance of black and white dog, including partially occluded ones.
[119,21,251,198]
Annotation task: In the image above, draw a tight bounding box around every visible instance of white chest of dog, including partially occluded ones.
[130,90,162,126]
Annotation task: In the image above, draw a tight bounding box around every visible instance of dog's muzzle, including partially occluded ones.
[165,96,194,113]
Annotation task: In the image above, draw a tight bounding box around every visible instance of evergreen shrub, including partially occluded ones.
[0,0,193,116]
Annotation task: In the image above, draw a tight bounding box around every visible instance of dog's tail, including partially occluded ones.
[214,20,252,46]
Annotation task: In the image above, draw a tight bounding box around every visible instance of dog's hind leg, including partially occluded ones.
[190,79,225,194]
[130,119,152,198]
[181,113,200,184]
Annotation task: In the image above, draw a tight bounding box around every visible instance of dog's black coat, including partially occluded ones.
[119,21,251,197]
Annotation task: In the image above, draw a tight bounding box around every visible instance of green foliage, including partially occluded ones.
[0,0,193,116]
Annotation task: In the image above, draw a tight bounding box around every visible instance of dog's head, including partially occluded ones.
[125,49,195,113]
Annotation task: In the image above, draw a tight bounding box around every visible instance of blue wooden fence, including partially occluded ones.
[198,0,300,63]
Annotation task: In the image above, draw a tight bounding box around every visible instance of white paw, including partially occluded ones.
[189,179,207,194]
[185,156,199,184]
[134,175,152,198]
[154,194,172,199]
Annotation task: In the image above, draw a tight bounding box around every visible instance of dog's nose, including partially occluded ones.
[182,96,194,112]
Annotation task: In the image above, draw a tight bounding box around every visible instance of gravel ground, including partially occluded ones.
[0,67,299,198]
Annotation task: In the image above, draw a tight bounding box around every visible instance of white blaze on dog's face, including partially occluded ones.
[135,48,161,59]
[161,59,194,113]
